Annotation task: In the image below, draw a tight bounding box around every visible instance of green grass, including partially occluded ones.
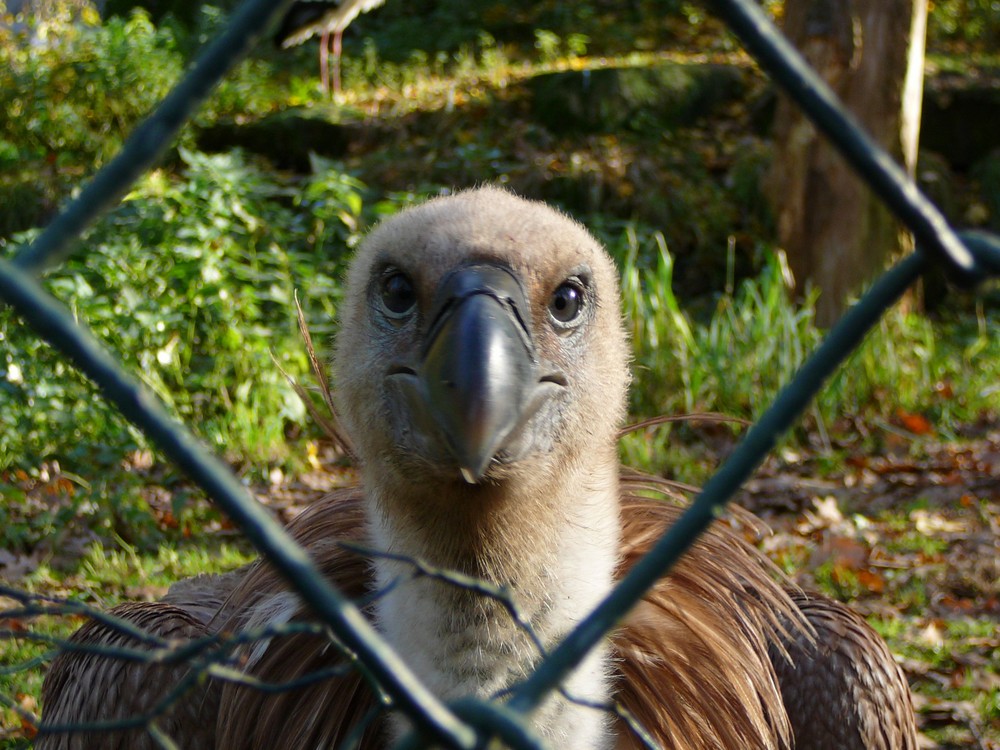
[872,614,1000,746]
[614,222,1000,479]
[71,540,252,599]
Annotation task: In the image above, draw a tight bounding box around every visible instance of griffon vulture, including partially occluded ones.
[39,186,917,750]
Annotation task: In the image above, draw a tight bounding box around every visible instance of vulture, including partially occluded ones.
[275,0,388,94]
[38,187,918,749]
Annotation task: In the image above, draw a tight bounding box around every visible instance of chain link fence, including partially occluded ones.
[1,0,998,747]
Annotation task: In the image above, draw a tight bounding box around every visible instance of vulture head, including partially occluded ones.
[331,186,631,577]
[334,185,629,492]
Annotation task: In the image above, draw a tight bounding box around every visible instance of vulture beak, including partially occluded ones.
[392,263,561,484]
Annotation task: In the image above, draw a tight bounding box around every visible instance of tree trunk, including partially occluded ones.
[767,0,928,326]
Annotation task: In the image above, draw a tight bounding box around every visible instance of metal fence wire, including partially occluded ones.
[1,0,999,747]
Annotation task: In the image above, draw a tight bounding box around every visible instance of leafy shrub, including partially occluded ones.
[928,0,1000,49]
[0,8,184,236]
[1,149,366,475]
[0,9,183,165]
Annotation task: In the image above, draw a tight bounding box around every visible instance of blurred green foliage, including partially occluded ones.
[928,0,1000,49]
[0,9,182,165]
[0,9,183,237]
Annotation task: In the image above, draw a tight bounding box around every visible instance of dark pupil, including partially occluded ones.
[551,283,581,322]
[382,273,415,315]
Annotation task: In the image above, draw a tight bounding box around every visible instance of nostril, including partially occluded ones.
[387,364,417,377]
[540,371,568,387]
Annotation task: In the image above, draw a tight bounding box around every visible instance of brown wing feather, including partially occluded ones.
[613,491,802,750]
[37,602,220,750]
[216,487,384,749]
[769,592,918,750]
[162,566,248,625]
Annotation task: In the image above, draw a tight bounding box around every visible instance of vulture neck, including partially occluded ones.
[365,446,621,746]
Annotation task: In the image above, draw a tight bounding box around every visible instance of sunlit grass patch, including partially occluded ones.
[612,223,1000,477]
[871,614,1000,745]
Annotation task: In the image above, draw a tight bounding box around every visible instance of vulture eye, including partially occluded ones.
[548,280,585,326]
[379,271,416,319]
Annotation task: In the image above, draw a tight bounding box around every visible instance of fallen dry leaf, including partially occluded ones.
[856,569,886,593]
[911,509,967,535]
[918,620,946,649]
[825,535,870,569]
[813,495,845,525]
[896,409,935,435]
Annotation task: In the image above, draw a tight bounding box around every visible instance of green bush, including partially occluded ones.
[0,8,185,237]
[1,149,366,475]
[928,0,1000,49]
[0,9,183,166]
